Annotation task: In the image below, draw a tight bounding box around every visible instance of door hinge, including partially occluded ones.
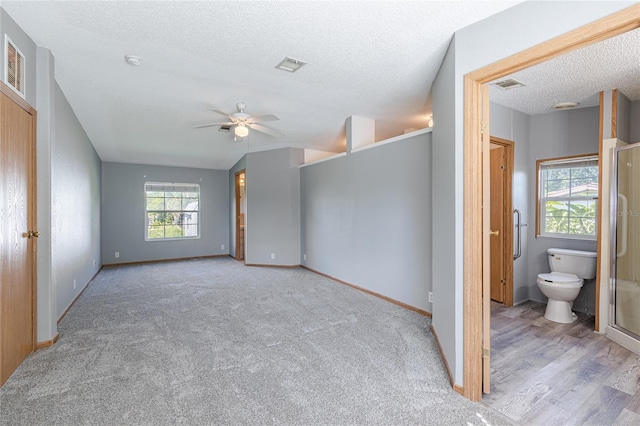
[482,347,490,358]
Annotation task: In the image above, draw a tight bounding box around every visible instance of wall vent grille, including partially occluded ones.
[4,35,25,98]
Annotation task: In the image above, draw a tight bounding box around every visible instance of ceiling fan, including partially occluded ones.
[194,102,283,139]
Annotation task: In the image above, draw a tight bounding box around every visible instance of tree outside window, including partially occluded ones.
[537,155,598,239]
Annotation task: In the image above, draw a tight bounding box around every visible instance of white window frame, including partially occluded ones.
[536,154,598,240]
[144,182,200,241]
[4,34,26,99]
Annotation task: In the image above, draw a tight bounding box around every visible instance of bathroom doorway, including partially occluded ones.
[464,6,640,400]
[489,137,514,306]
[235,170,246,261]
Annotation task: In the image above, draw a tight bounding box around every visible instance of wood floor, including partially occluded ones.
[483,301,640,426]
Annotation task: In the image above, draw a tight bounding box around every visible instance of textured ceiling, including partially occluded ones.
[2,0,521,169]
[490,26,640,115]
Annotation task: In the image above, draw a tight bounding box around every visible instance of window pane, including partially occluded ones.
[182,198,198,210]
[147,225,165,239]
[546,168,570,181]
[182,212,198,225]
[183,224,198,237]
[545,200,569,234]
[165,197,182,211]
[146,197,165,210]
[164,225,184,238]
[568,200,596,236]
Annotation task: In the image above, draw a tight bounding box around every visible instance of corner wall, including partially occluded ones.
[431,38,461,381]
[301,132,432,312]
[245,148,303,266]
[52,83,102,318]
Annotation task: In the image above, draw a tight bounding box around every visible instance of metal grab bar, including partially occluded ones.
[617,193,628,258]
[513,209,522,260]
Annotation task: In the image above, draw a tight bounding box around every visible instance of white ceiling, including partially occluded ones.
[2,0,521,169]
[7,2,638,170]
[489,26,640,115]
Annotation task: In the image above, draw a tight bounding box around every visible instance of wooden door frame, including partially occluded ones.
[463,5,640,401]
[490,137,514,307]
[0,81,37,354]
[234,169,245,261]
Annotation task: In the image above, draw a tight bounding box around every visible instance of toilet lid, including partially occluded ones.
[538,272,581,283]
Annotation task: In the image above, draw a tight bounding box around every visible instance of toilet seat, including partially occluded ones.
[537,272,582,287]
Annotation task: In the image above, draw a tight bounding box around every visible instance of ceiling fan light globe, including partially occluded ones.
[235,125,249,138]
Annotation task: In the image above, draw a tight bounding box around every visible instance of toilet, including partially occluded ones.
[536,248,597,323]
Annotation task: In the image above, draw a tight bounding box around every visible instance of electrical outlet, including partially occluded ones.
[428,292,433,303]
[221,244,225,250]
[115,251,120,258]
[271,253,275,259]
[93,260,97,267]
[303,254,307,261]
[73,279,77,290]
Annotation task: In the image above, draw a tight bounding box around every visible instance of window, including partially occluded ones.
[145,183,199,240]
[536,155,598,239]
[4,35,25,98]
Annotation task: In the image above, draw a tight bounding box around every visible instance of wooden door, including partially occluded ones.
[490,146,505,303]
[235,170,245,261]
[0,85,37,387]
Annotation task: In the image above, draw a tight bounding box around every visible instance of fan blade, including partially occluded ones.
[209,108,234,119]
[249,123,284,138]
[248,114,279,124]
[194,121,235,129]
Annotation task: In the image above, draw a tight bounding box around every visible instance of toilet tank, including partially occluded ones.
[548,248,597,279]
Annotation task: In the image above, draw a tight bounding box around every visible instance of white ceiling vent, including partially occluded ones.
[4,35,25,98]
[275,56,306,73]
[491,78,526,90]
[218,125,232,132]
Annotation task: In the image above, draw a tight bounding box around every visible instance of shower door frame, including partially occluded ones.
[610,141,640,342]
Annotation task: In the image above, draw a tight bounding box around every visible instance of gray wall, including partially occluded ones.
[528,107,600,314]
[245,148,303,266]
[490,102,531,305]
[229,156,246,259]
[617,92,632,143]
[431,39,461,375]
[52,83,102,317]
[631,100,640,143]
[101,162,229,264]
[301,132,432,312]
[433,0,632,386]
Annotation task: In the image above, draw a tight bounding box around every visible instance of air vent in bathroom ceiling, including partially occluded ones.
[491,78,526,90]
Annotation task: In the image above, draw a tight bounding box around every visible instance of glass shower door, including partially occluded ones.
[612,142,640,338]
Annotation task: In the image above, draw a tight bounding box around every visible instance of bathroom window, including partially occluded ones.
[536,154,598,239]
[145,183,200,240]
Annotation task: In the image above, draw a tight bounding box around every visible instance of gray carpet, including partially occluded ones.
[0,257,514,425]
